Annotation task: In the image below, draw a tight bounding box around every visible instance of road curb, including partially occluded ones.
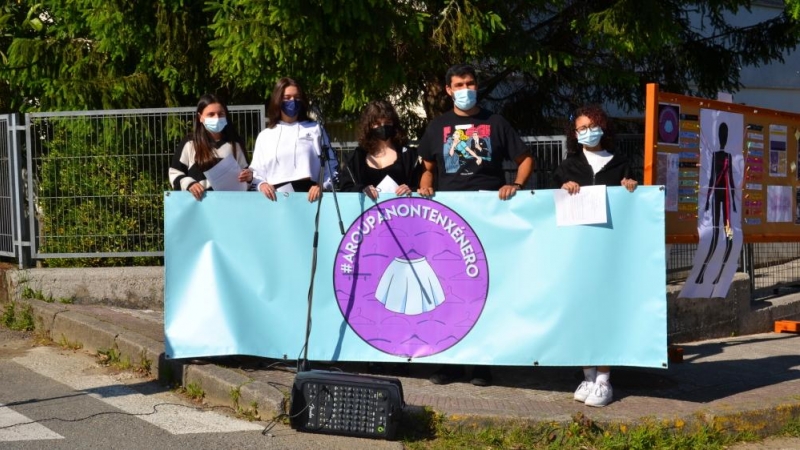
[8,298,800,439]
[17,298,288,421]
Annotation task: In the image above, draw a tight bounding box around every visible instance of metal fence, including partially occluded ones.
[1,111,799,298]
[24,106,265,261]
[0,115,13,257]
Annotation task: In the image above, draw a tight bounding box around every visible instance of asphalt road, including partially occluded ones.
[0,327,401,450]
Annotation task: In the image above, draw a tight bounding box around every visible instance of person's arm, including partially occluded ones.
[417,159,436,197]
[168,138,205,200]
[338,149,365,192]
[403,147,422,191]
[498,153,533,200]
[250,130,277,201]
[233,142,253,183]
[619,155,637,192]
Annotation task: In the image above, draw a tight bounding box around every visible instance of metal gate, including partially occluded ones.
[0,114,25,266]
[24,106,265,262]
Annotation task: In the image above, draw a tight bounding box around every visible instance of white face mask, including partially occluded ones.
[577,126,603,148]
[203,117,227,134]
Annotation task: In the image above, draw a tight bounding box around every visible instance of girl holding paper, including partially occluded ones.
[250,77,337,202]
[552,104,637,408]
[168,94,252,201]
[338,100,419,200]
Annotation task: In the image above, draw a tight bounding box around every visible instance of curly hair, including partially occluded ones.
[565,104,615,154]
[356,100,408,155]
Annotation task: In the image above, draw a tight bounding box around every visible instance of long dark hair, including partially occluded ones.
[565,104,615,154]
[266,77,310,128]
[357,100,408,155]
[192,94,245,169]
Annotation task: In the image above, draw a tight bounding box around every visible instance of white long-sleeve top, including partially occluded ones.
[250,121,337,189]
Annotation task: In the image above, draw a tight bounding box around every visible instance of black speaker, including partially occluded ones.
[289,370,404,440]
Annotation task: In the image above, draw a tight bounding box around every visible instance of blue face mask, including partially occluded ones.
[282,100,301,118]
[577,126,604,148]
[203,117,227,134]
[453,89,477,111]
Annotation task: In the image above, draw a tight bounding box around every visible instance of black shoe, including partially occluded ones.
[470,366,492,387]
[429,365,465,385]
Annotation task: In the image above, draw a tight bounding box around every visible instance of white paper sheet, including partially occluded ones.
[276,183,295,193]
[375,175,399,194]
[203,154,247,191]
[554,185,608,226]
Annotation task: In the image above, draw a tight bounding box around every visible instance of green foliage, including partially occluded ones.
[1,0,226,112]
[136,350,153,376]
[2,0,800,135]
[97,347,122,366]
[1,302,15,328]
[34,116,165,267]
[1,302,35,331]
[790,0,800,21]
[401,414,741,450]
[21,285,53,302]
[783,415,800,436]
[183,382,205,401]
[58,334,83,350]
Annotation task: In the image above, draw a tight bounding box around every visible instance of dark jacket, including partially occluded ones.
[552,151,632,188]
[338,146,421,192]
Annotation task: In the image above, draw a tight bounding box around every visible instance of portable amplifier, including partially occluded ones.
[289,370,404,440]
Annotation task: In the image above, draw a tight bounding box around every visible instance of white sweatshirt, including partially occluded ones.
[250,121,337,189]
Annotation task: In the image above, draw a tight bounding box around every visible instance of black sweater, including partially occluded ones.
[338,146,421,192]
[552,151,632,188]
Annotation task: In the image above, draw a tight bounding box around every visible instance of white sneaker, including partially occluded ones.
[585,381,613,407]
[573,381,594,402]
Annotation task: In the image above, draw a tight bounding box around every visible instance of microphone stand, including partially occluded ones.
[299,104,345,373]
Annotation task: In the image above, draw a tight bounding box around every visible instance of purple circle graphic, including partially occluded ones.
[659,105,679,144]
[333,197,489,358]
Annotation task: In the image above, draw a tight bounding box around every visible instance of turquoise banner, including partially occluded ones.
[165,187,667,368]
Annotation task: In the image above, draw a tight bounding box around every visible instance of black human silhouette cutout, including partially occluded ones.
[695,122,737,285]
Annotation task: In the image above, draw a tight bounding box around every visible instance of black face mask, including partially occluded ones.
[370,125,397,141]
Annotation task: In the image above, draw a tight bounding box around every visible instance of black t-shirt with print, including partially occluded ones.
[417,108,528,191]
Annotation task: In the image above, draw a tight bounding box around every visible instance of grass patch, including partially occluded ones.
[58,334,83,350]
[135,351,152,376]
[782,415,800,437]
[181,382,205,401]
[237,401,259,421]
[1,302,35,331]
[21,286,54,303]
[229,386,259,420]
[400,413,744,450]
[97,346,131,370]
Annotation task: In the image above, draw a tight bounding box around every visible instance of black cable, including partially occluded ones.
[0,402,239,430]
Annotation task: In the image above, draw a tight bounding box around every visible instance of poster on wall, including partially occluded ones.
[767,185,792,223]
[796,129,800,181]
[681,109,744,299]
[769,124,787,177]
[796,186,800,224]
[657,152,679,211]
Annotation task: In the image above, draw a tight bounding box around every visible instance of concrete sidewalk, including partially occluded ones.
[17,298,800,438]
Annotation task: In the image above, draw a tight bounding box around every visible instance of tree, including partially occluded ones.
[2,1,799,134]
[207,0,800,134]
[0,1,239,112]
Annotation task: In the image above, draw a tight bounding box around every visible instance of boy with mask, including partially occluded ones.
[417,64,533,387]
[417,64,532,199]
